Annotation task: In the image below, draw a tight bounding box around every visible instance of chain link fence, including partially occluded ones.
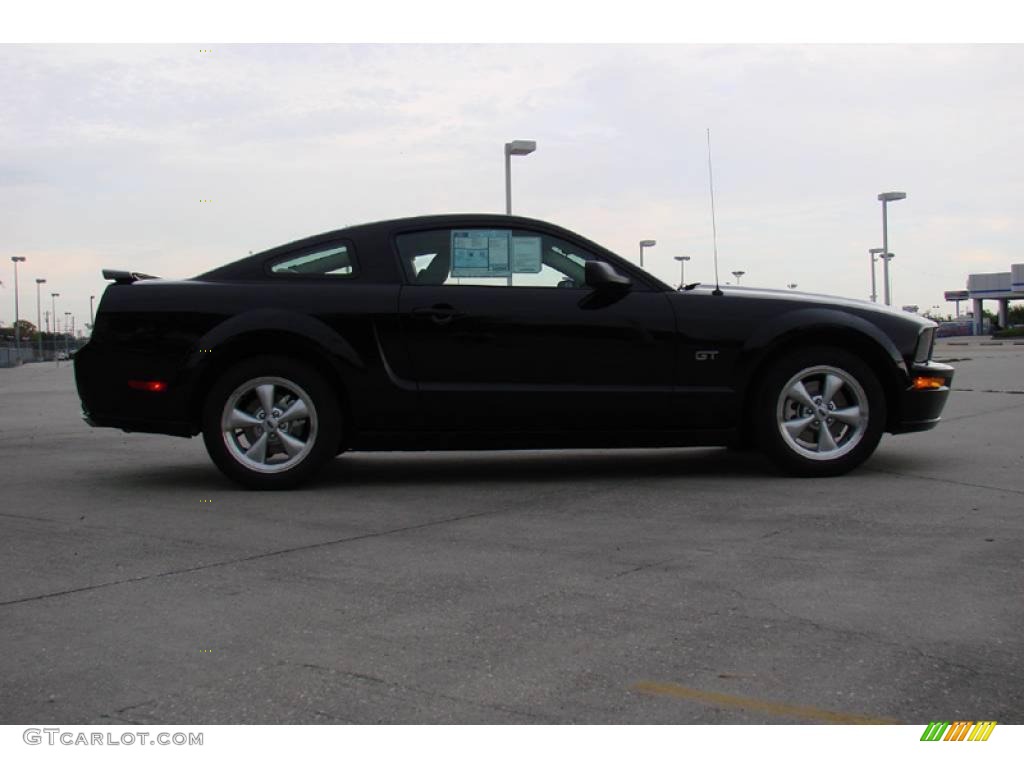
[1,339,87,367]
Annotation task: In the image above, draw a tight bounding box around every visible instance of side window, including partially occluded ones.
[396,229,600,288]
[269,242,356,277]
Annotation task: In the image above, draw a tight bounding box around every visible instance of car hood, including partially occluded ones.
[681,284,936,329]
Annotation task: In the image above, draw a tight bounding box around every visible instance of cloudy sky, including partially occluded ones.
[2,43,1021,328]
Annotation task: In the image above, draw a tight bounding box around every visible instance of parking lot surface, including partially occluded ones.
[1,342,1022,724]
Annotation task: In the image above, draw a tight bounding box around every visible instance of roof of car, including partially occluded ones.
[195,214,672,290]
[278,213,593,246]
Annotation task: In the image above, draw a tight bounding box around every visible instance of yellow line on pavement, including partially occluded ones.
[634,681,901,724]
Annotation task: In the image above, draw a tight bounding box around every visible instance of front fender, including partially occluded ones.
[737,307,908,397]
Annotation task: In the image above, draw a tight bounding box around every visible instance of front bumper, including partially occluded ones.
[891,360,954,434]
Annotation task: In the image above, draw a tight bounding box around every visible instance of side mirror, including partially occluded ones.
[585,261,632,291]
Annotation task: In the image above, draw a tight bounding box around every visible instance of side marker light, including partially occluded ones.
[911,376,945,390]
[128,380,168,392]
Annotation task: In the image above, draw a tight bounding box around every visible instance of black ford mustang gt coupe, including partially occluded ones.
[75,214,953,490]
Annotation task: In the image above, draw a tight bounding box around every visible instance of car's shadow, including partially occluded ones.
[321,447,776,487]
[107,444,948,492]
[108,447,784,492]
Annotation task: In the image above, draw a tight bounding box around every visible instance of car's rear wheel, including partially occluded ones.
[755,347,886,476]
[202,356,340,490]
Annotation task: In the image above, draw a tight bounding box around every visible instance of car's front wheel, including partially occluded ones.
[201,356,340,490]
[755,347,886,476]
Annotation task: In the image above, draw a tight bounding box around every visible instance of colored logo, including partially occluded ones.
[920,721,997,741]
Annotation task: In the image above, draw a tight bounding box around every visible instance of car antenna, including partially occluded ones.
[707,128,723,296]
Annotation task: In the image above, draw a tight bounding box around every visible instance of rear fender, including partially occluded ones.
[181,310,364,414]
[188,310,362,368]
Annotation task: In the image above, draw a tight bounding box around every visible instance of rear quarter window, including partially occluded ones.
[267,242,357,277]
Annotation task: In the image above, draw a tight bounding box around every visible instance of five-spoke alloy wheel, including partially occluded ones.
[221,376,318,473]
[202,356,340,489]
[756,347,885,476]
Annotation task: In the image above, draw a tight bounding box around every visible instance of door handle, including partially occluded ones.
[412,304,458,325]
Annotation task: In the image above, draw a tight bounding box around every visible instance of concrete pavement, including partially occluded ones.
[0,352,1021,723]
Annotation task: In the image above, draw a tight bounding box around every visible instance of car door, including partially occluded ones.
[395,226,677,432]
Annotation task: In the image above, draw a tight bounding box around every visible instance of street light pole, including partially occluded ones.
[639,240,656,269]
[89,295,95,328]
[732,270,745,285]
[673,255,691,288]
[880,251,895,305]
[35,278,46,361]
[504,140,536,215]
[11,256,26,363]
[51,293,59,364]
[878,191,906,306]
[64,312,71,357]
[868,248,884,302]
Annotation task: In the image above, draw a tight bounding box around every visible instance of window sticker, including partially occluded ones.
[511,236,542,273]
[451,230,511,277]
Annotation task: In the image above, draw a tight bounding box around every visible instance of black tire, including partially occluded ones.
[754,346,886,477]
[201,356,341,490]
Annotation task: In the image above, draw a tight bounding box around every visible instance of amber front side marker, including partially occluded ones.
[911,376,946,390]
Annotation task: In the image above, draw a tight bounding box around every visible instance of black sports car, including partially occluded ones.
[74,214,953,489]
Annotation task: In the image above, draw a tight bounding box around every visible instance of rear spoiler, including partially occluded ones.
[102,269,161,284]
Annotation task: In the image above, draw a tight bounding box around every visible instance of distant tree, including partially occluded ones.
[0,320,37,341]
[14,319,37,338]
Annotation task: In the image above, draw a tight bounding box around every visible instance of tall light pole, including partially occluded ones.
[504,140,536,215]
[10,256,26,362]
[673,255,691,288]
[732,270,745,285]
[89,295,96,328]
[639,240,656,269]
[51,293,59,362]
[878,191,906,306]
[35,278,46,360]
[880,251,895,305]
[64,312,71,357]
[868,247,884,302]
